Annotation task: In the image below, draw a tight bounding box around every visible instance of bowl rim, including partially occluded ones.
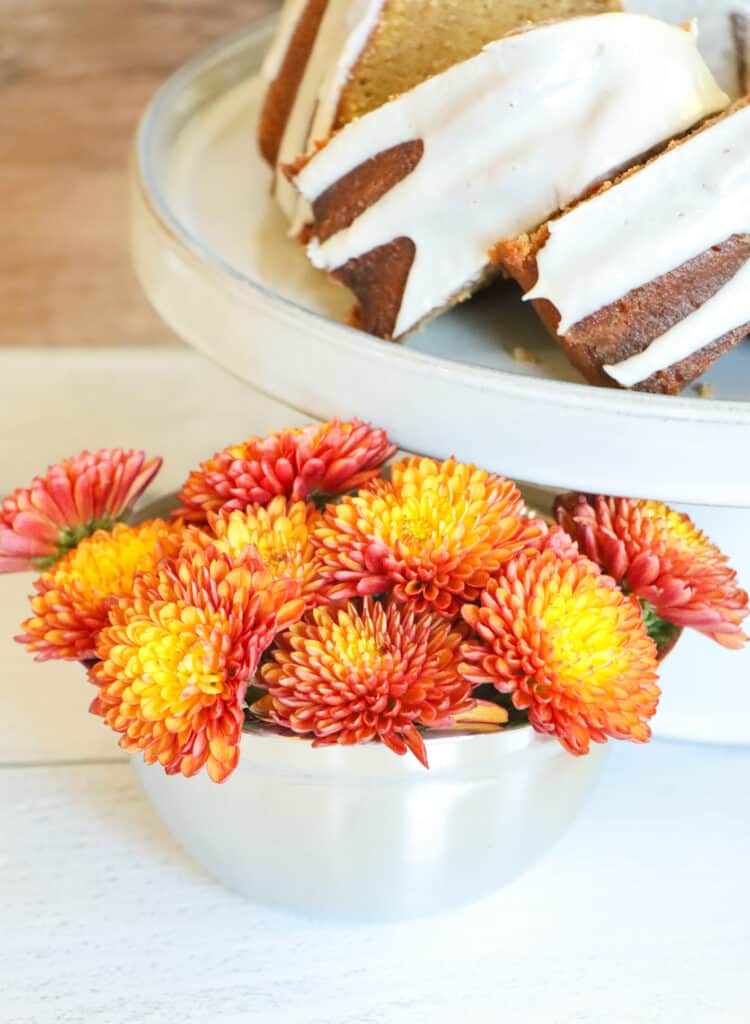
[133,718,581,785]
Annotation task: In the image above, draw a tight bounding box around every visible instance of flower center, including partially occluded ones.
[126,617,226,719]
[383,492,459,552]
[220,509,312,580]
[254,534,291,572]
[540,582,631,694]
[402,515,433,543]
[62,526,157,601]
[329,609,392,672]
[334,628,387,667]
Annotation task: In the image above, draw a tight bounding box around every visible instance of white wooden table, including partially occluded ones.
[1,348,748,1023]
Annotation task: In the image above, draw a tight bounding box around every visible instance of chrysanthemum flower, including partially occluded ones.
[175,420,395,522]
[260,597,474,767]
[207,497,324,604]
[91,547,305,782]
[555,494,748,649]
[0,448,162,573]
[313,457,543,618]
[17,519,182,661]
[460,550,660,756]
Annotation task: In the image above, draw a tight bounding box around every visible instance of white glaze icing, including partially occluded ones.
[289,0,386,236]
[307,0,385,150]
[266,0,387,226]
[275,3,348,220]
[604,260,750,386]
[293,14,728,339]
[526,102,750,333]
[624,0,750,97]
[260,0,309,84]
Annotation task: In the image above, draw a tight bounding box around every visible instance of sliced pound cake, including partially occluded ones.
[493,98,750,395]
[289,14,728,341]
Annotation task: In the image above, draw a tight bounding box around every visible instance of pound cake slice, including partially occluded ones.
[258,0,621,228]
[494,98,750,395]
[624,0,750,98]
[289,14,727,341]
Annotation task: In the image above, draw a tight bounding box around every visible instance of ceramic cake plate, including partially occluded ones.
[130,16,750,744]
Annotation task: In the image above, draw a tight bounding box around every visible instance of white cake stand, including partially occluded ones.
[130,17,750,744]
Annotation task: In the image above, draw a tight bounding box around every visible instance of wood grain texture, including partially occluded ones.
[0,0,277,347]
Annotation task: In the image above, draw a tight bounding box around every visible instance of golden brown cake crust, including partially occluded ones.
[332,238,417,340]
[497,232,750,395]
[305,138,499,340]
[493,98,750,394]
[312,140,424,243]
[304,141,424,338]
[258,0,328,168]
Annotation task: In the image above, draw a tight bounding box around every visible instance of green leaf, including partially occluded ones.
[640,600,680,655]
[32,515,119,571]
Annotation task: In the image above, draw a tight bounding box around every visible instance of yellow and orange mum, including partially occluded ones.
[175,420,396,522]
[314,457,543,618]
[555,494,749,649]
[91,546,305,782]
[16,519,183,661]
[460,550,661,756]
[207,497,324,604]
[260,597,474,767]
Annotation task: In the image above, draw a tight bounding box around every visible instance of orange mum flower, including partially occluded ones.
[314,457,543,618]
[460,550,660,756]
[175,420,395,522]
[0,448,161,573]
[260,597,474,767]
[555,494,748,649]
[16,520,182,661]
[208,498,324,604]
[91,547,305,782]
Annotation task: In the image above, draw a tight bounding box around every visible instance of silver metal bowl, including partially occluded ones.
[133,721,605,921]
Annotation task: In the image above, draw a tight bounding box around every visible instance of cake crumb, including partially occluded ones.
[512,345,538,365]
[694,382,716,399]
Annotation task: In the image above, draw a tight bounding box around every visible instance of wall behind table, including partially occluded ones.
[1,0,277,347]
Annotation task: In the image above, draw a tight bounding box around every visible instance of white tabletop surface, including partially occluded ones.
[1,348,748,1024]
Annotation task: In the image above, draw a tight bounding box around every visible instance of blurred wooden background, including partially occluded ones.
[1,0,277,347]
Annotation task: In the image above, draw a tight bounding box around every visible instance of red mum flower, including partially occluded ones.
[461,549,661,756]
[555,494,748,649]
[91,545,305,782]
[175,420,396,522]
[0,448,162,573]
[260,597,474,767]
